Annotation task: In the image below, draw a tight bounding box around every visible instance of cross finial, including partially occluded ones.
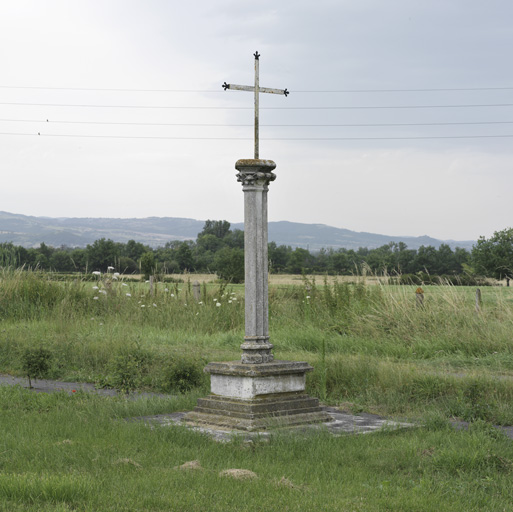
[223,52,288,159]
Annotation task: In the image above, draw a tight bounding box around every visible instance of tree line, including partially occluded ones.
[0,221,511,284]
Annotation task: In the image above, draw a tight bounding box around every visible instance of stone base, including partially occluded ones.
[184,360,332,432]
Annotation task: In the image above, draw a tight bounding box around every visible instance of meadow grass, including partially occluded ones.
[1,385,513,511]
[2,269,513,509]
[2,268,513,420]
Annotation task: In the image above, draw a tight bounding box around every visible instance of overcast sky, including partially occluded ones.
[1,0,512,242]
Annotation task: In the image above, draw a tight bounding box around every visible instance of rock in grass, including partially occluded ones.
[175,460,203,471]
[113,458,142,469]
[277,476,297,488]
[219,469,257,480]
[54,439,74,446]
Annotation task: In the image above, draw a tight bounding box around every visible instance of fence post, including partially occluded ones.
[475,288,482,314]
[192,280,201,302]
[416,286,424,308]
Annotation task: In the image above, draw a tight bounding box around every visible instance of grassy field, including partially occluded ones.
[1,269,513,510]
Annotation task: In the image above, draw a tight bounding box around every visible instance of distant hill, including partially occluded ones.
[0,211,475,251]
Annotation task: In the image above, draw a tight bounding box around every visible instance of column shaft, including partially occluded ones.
[235,159,276,364]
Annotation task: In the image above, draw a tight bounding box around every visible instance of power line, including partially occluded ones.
[0,86,223,93]
[294,87,513,93]
[1,85,513,93]
[2,118,513,128]
[2,102,513,110]
[2,132,513,141]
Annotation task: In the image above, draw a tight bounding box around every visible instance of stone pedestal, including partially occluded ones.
[184,361,331,431]
[184,159,332,432]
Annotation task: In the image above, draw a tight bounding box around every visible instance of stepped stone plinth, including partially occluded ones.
[184,361,331,431]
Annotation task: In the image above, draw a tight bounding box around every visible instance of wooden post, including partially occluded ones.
[149,276,154,296]
[192,280,201,302]
[475,288,482,314]
[416,286,424,308]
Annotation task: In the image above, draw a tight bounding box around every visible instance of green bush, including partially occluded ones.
[391,272,492,286]
[21,347,52,388]
[108,349,151,394]
[165,356,206,393]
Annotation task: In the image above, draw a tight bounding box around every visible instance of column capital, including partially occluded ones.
[235,159,276,187]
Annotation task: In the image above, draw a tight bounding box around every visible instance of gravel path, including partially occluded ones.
[2,373,513,440]
[0,373,170,399]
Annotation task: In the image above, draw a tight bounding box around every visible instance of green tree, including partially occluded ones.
[472,228,513,283]
[413,245,438,273]
[0,242,22,267]
[198,220,231,239]
[196,234,224,253]
[49,250,75,272]
[214,247,244,283]
[124,240,148,261]
[118,256,138,274]
[86,238,119,272]
[224,229,244,249]
[287,248,314,274]
[268,242,290,273]
[70,248,87,271]
[140,251,156,279]
[177,242,194,271]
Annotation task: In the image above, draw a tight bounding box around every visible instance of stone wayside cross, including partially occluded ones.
[185,53,331,431]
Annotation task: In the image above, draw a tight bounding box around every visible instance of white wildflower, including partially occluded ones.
[198,301,203,305]
[92,286,99,290]
[114,272,120,277]
[216,302,221,307]
[126,293,131,297]
[170,293,175,297]
[92,271,101,276]
[107,266,114,271]
[153,303,157,307]
[141,305,145,308]
[164,288,169,292]
[99,290,107,295]
[93,296,99,300]
[306,296,311,299]
[228,300,232,304]
[99,323,103,326]
[122,283,128,287]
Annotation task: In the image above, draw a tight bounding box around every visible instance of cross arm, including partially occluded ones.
[222,82,289,96]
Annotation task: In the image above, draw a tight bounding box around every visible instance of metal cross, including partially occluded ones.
[223,51,288,159]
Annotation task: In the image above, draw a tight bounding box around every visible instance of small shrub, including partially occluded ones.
[21,347,52,388]
[108,350,151,394]
[165,357,205,393]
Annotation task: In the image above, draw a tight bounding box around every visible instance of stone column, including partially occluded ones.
[184,157,332,431]
[236,159,276,364]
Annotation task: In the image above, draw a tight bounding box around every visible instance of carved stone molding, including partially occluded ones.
[236,170,276,187]
[235,159,277,188]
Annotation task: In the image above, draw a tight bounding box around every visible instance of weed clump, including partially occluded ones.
[21,346,52,388]
[164,356,206,393]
